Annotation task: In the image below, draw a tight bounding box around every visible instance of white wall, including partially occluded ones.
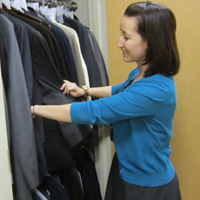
[74,0,89,28]
[0,69,13,200]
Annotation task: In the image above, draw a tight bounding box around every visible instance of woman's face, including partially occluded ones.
[117,16,147,65]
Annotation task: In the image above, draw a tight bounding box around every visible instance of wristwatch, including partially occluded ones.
[81,85,89,97]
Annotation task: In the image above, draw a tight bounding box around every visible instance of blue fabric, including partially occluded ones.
[71,67,177,187]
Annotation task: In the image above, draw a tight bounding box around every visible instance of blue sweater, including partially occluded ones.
[71,67,176,187]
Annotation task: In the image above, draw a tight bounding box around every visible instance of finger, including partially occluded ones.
[63,88,68,94]
[60,81,67,89]
[60,84,65,90]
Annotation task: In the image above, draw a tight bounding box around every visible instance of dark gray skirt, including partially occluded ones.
[104,154,182,200]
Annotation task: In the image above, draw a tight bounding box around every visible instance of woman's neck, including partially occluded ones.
[133,64,149,82]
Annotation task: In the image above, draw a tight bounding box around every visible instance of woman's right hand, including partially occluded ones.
[60,80,85,97]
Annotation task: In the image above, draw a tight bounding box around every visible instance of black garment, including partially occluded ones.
[49,22,79,84]
[105,154,182,200]
[42,176,70,200]
[10,9,93,147]
[59,167,84,200]
[26,10,79,84]
[75,149,102,200]
[9,9,68,80]
[32,76,48,181]
[37,185,51,200]
[43,118,73,172]
[63,15,103,88]
[9,11,93,173]
[32,192,41,200]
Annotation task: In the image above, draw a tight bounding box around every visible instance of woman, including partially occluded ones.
[31,2,181,199]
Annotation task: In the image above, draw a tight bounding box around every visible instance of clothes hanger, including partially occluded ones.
[11,6,52,30]
[27,6,38,15]
[2,3,10,13]
[3,1,52,30]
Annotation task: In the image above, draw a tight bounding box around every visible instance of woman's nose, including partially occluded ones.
[117,37,123,48]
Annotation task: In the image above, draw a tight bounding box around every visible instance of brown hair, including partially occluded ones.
[124,1,180,77]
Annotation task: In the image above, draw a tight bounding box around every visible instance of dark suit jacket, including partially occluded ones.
[8,11,93,170]
[63,15,103,87]
[27,11,79,84]
[10,10,69,80]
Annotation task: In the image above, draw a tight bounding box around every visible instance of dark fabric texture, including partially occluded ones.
[43,118,73,172]
[9,9,93,147]
[63,15,103,88]
[25,10,79,84]
[9,9,68,80]
[1,8,105,199]
[49,22,79,84]
[59,167,84,200]
[42,176,70,200]
[37,185,51,200]
[75,149,102,200]
[105,154,182,200]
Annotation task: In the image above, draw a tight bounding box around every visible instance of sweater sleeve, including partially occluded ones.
[70,75,175,125]
[112,82,125,95]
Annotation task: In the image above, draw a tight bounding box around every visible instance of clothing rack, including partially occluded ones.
[0,1,111,199]
[28,0,78,11]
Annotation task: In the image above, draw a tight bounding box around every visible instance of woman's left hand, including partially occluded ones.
[60,80,84,97]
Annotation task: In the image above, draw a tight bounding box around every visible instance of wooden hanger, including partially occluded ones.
[3,3,51,30]
[2,2,51,30]
[27,6,38,15]
[11,7,52,30]
[2,3,10,13]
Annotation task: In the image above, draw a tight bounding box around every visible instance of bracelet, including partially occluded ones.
[33,105,37,116]
[81,85,89,97]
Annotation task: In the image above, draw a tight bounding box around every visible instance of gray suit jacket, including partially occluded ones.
[0,14,39,200]
[88,30,109,87]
